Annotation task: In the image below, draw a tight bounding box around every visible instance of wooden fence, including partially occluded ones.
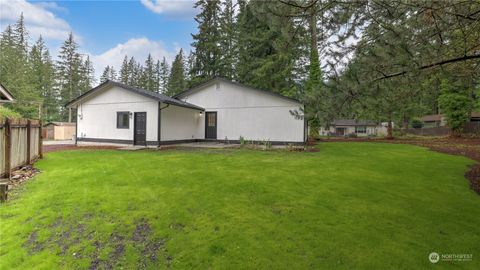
[0,118,42,178]
[406,122,480,136]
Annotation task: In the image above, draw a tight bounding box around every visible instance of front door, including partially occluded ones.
[134,112,147,145]
[205,112,217,139]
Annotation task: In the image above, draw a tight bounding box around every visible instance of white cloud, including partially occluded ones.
[0,0,72,41]
[90,37,177,80]
[140,0,196,16]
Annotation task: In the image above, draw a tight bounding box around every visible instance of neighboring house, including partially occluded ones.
[0,83,15,105]
[319,119,388,137]
[66,78,305,146]
[43,122,76,140]
[420,113,480,127]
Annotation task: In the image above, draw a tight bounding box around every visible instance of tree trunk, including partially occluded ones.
[386,112,394,140]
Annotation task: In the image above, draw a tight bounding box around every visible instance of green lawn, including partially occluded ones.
[0,143,479,269]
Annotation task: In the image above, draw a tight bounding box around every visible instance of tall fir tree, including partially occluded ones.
[100,66,118,82]
[167,49,186,96]
[29,36,56,120]
[236,0,298,97]
[0,15,39,118]
[56,32,85,120]
[158,57,170,94]
[81,56,95,90]
[218,0,237,80]
[141,54,156,91]
[119,55,130,84]
[190,0,222,84]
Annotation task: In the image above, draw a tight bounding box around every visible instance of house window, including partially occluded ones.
[207,113,216,126]
[355,126,367,134]
[117,112,130,129]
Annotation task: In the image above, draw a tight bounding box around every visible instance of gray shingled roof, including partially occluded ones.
[65,80,204,110]
[333,119,378,126]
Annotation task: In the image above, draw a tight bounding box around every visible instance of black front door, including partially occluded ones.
[134,112,147,145]
[205,112,217,139]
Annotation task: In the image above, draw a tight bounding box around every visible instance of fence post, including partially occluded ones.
[4,118,11,179]
[26,120,31,164]
[38,120,43,159]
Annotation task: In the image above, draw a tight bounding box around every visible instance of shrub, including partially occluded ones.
[0,106,21,120]
[239,136,246,146]
[347,133,357,138]
[411,119,423,129]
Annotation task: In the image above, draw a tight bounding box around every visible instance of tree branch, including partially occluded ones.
[373,53,480,81]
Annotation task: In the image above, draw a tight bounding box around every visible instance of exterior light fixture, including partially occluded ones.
[199,111,203,116]
[129,112,133,118]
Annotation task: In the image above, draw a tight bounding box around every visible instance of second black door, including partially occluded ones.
[205,112,217,139]
[134,112,147,145]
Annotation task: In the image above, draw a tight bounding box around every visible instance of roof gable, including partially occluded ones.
[65,80,204,110]
[173,77,302,105]
[0,83,15,102]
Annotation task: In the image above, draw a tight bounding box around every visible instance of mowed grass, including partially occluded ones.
[0,143,479,269]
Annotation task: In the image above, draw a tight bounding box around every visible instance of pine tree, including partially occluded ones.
[155,60,161,93]
[100,66,118,82]
[142,54,156,91]
[218,0,237,80]
[167,49,186,96]
[158,57,170,94]
[56,32,85,120]
[29,36,56,120]
[81,56,95,90]
[191,0,222,83]
[119,55,130,84]
[0,15,39,118]
[236,0,298,97]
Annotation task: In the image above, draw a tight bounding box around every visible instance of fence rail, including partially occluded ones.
[406,122,480,136]
[0,118,42,178]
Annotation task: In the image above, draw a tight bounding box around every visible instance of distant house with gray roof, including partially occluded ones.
[319,119,389,137]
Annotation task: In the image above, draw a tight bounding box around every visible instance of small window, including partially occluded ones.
[207,113,216,127]
[117,112,130,129]
[355,126,367,134]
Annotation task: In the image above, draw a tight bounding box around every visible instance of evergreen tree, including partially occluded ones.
[218,0,237,80]
[190,0,222,83]
[167,49,186,96]
[236,0,298,97]
[100,65,118,82]
[81,56,95,90]
[141,54,156,91]
[0,15,39,118]
[158,57,170,94]
[29,36,56,120]
[56,32,85,120]
[119,55,130,84]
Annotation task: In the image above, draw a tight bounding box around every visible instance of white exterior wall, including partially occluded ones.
[76,86,158,142]
[179,81,304,142]
[160,104,203,141]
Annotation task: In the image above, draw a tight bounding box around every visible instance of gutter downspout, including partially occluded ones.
[158,102,169,147]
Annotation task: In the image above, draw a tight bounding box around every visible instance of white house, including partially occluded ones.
[66,78,305,146]
[319,119,389,137]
